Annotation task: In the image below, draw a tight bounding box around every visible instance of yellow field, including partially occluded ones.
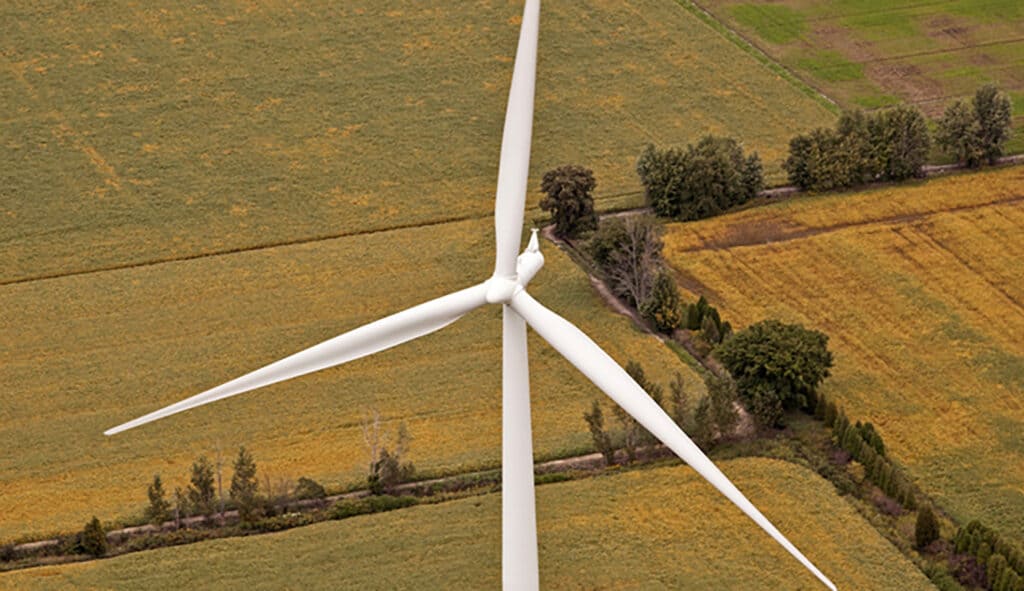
[664,167,1024,541]
[0,0,835,284]
[0,217,705,543]
[0,459,934,590]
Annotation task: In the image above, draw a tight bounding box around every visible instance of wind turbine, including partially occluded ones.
[106,2,837,589]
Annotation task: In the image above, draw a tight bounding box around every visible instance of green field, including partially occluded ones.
[0,0,835,285]
[0,459,935,590]
[696,0,1024,152]
[663,167,1024,542]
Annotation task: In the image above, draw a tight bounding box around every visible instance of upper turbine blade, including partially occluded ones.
[105,283,490,436]
[509,290,838,591]
[493,0,540,278]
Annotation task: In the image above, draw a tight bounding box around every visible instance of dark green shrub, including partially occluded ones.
[294,477,327,501]
[329,495,418,520]
[915,504,940,549]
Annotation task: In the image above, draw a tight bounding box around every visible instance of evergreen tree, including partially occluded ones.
[693,374,740,448]
[622,361,663,448]
[915,504,940,549]
[640,271,684,333]
[813,392,827,420]
[824,400,838,428]
[584,401,615,466]
[539,165,599,239]
[144,474,171,527]
[979,542,993,565]
[230,446,260,524]
[80,516,108,557]
[669,372,690,430]
[188,455,217,518]
[955,528,970,554]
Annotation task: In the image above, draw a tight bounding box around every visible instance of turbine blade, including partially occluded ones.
[509,290,837,591]
[493,0,540,278]
[106,283,490,436]
[502,305,539,590]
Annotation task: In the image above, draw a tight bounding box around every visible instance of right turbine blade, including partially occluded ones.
[509,290,837,591]
[105,282,491,436]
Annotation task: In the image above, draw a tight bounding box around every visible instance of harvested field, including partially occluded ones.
[0,0,835,284]
[663,167,1024,542]
[0,217,704,543]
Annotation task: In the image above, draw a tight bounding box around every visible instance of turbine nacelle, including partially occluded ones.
[486,229,545,305]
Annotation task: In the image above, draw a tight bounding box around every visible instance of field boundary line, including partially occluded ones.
[677,0,840,113]
[0,213,491,288]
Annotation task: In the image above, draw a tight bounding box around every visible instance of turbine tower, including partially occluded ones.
[106,2,837,589]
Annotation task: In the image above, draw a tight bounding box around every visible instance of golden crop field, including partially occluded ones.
[0,459,934,590]
[0,216,705,544]
[0,0,835,284]
[663,166,1024,542]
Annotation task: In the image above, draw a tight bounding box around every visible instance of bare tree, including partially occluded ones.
[588,215,664,308]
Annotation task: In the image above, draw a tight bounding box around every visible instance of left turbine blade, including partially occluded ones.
[105,283,490,436]
[509,290,837,591]
[493,0,540,278]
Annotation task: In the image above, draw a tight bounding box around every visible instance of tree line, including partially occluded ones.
[625,84,1013,218]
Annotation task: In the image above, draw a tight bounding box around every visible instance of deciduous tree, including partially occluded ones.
[539,165,598,239]
[715,320,833,427]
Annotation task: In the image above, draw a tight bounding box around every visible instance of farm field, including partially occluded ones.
[694,0,1024,153]
[663,166,1024,542]
[0,459,935,591]
[0,216,705,543]
[0,0,836,285]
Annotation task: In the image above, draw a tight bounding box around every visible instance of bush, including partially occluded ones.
[637,137,762,221]
[916,504,941,549]
[715,319,833,427]
[329,495,418,520]
[539,165,598,239]
[294,477,327,501]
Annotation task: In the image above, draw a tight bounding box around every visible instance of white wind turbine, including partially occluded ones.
[106,2,837,589]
